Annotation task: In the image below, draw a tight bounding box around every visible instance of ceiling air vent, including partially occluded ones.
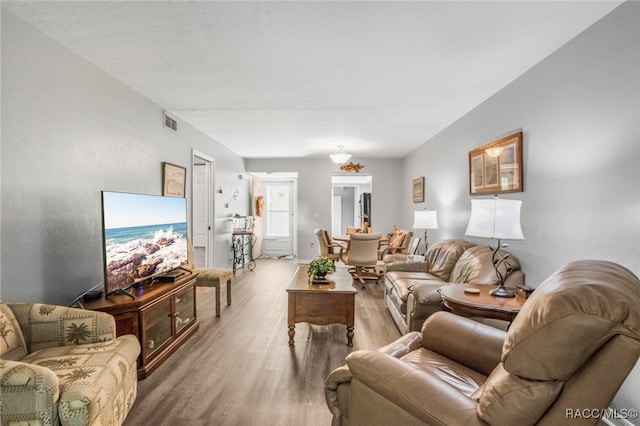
[163,111,178,132]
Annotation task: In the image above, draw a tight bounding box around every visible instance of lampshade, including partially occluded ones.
[465,197,524,240]
[329,145,352,164]
[412,210,438,230]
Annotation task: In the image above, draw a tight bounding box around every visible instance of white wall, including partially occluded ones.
[245,157,404,261]
[401,2,639,417]
[1,11,247,305]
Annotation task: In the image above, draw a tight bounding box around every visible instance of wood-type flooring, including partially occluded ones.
[123,258,401,426]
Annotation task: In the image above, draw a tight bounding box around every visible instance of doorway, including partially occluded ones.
[250,173,298,257]
[331,175,372,235]
[192,150,215,267]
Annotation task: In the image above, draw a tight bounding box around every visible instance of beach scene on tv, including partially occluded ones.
[102,192,188,293]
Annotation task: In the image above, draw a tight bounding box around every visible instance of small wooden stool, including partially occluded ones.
[195,268,233,317]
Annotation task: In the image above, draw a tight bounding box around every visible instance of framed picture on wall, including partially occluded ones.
[162,162,186,197]
[469,132,523,195]
[412,177,425,203]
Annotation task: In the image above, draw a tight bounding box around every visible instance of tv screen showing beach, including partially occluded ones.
[102,191,188,295]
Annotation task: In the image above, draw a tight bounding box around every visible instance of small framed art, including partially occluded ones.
[412,177,425,203]
[162,162,186,197]
[469,132,523,195]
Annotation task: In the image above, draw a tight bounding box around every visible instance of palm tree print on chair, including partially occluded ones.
[0,314,14,348]
[65,322,92,344]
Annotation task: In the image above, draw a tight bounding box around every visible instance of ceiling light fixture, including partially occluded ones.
[485,145,504,157]
[329,145,352,164]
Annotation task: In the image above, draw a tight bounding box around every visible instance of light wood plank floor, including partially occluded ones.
[124,259,401,426]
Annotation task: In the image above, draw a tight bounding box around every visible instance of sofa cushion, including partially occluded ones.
[386,271,443,305]
[22,334,140,426]
[0,302,28,361]
[386,270,441,283]
[449,245,520,284]
[424,239,476,281]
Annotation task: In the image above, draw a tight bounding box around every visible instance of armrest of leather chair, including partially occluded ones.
[325,332,422,426]
[347,350,481,425]
[377,331,422,358]
[325,365,352,426]
[421,312,506,376]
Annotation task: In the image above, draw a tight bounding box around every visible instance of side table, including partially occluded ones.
[438,283,526,324]
[232,231,256,274]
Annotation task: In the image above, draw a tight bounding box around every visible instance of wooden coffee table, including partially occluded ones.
[287,265,357,346]
[439,283,527,324]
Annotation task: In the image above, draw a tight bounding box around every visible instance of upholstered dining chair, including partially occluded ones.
[343,233,383,286]
[378,230,413,259]
[314,228,345,262]
[186,241,233,317]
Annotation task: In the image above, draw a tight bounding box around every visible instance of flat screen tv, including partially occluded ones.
[101,191,188,298]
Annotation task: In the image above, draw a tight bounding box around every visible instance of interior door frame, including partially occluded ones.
[192,149,215,267]
[261,179,296,256]
[331,174,372,234]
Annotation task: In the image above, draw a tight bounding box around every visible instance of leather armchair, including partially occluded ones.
[326,260,640,426]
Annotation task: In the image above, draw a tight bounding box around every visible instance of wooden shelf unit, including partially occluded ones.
[83,269,199,379]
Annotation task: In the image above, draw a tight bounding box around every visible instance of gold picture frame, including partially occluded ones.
[469,132,523,195]
[412,177,425,203]
[162,162,186,197]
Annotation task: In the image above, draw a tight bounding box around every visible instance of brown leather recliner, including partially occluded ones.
[326,260,640,426]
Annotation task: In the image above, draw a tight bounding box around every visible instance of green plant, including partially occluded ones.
[308,256,336,278]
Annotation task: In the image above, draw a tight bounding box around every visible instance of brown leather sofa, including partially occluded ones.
[326,260,640,426]
[384,239,524,334]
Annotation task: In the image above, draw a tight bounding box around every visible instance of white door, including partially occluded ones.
[193,164,209,247]
[192,152,214,267]
[262,181,294,256]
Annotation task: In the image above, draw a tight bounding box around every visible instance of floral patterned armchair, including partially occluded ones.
[1,301,140,426]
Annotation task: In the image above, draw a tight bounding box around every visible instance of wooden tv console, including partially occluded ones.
[82,269,199,379]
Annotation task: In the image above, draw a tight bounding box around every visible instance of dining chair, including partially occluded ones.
[313,228,345,262]
[343,233,383,286]
[378,230,413,259]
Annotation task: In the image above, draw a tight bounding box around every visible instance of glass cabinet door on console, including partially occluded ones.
[141,297,173,361]
[174,285,196,334]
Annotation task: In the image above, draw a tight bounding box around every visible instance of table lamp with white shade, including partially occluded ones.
[465,196,524,298]
[412,210,438,255]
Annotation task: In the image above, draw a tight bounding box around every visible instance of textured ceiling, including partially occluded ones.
[3,1,622,159]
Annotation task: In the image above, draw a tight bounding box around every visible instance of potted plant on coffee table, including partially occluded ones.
[308,256,336,282]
